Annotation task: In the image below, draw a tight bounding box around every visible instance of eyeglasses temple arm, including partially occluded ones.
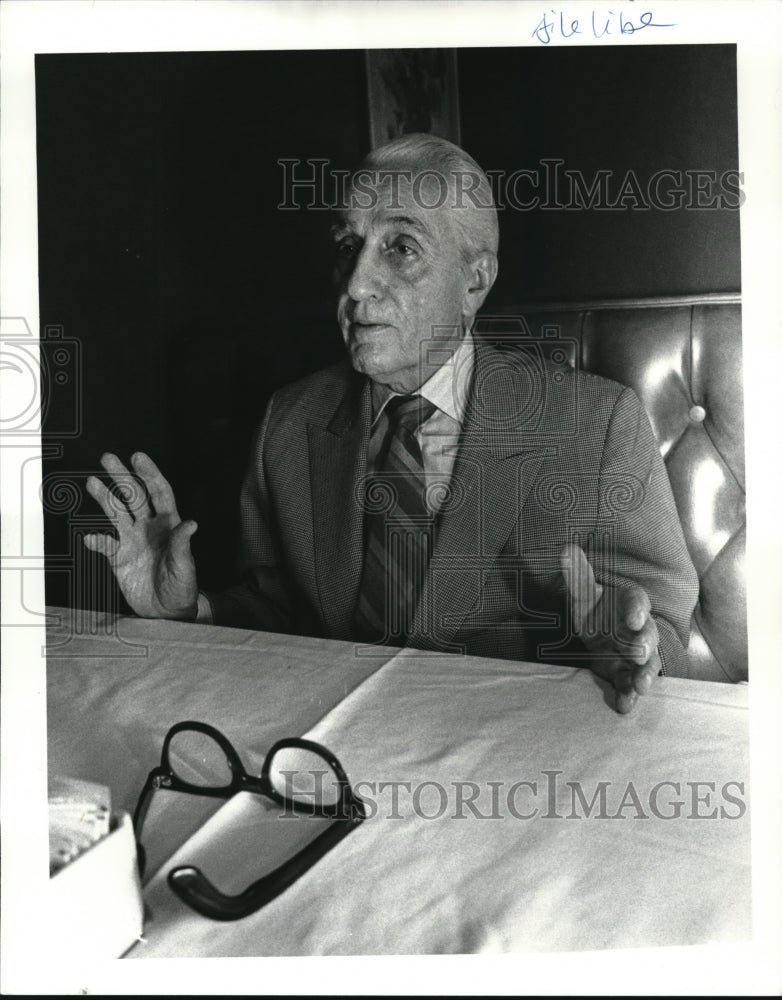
[168,811,363,921]
[133,768,170,877]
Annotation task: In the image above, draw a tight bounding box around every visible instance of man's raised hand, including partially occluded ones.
[84,452,199,620]
[560,542,660,714]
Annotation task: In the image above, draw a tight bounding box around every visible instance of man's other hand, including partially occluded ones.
[84,452,199,621]
[560,543,660,714]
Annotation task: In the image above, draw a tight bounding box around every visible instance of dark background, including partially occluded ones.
[36,45,740,609]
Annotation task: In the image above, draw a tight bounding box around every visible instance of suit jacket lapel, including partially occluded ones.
[409,343,556,650]
[308,372,371,639]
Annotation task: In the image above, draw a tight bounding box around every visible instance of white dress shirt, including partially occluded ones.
[369,331,475,509]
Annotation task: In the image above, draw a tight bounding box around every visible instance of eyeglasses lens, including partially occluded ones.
[168,729,233,788]
[268,746,342,809]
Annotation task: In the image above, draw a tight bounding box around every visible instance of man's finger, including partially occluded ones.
[590,655,647,714]
[82,532,119,560]
[86,473,135,532]
[620,584,652,632]
[169,519,198,563]
[99,452,151,521]
[633,666,655,695]
[615,688,640,715]
[632,647,662,695]
[131,452,181,520]
[614,615,659,665]
[560,543,603,631]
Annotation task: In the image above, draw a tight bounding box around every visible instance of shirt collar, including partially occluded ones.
[371,331,475,427]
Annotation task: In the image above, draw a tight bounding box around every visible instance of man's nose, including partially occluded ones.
[346,245,383,302]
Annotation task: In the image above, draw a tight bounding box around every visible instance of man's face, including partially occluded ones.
[332,176,471,393]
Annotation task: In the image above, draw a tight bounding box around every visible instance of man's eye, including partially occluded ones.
[390,240,418,259]
[335,241,357,257]
[333,242,359,269]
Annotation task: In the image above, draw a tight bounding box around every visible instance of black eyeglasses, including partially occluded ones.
[133,720,365,921]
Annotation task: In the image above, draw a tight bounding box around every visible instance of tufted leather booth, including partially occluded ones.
[477,294,746,684]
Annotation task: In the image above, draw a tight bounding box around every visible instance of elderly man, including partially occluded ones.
[85,133,698,714]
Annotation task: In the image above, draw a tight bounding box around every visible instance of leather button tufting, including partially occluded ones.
[689,405,706,423]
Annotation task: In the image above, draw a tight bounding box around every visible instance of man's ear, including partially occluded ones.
[462,252,499,325]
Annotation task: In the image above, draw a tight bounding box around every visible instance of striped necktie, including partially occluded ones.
[352,393,437,645]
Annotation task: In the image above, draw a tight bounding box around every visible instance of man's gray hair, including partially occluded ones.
[357,133,499,262]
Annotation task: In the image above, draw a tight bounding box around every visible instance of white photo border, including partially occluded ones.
[1,1,780,995]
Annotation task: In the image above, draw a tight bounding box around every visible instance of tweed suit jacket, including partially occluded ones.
[208,342,698,675]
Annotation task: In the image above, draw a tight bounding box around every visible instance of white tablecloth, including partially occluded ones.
[45,608,751,958]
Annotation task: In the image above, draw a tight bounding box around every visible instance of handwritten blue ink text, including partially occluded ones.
[532,9,676,45]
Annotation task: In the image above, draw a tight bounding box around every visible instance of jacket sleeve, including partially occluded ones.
[589,386,698,675]
[203,395,296,633]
